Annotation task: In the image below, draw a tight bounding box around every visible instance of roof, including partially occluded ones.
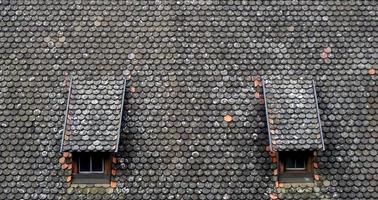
[0,1,377,200]
[61,77,125,152]
[263,76,324,151]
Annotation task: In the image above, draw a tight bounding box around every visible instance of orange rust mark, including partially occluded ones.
[269,151,278,162]
[64,135,69,140]
[313,162,319,168]
[59,157,65,164]
[111,181,117,188]
[368,68,376,75]
[275,181,284,188]
[254,79,262,87]
[324,47,332,53]
[224,115,232,122]
[63,75,70,87]
[255,92,261,99]
[321,47,332,60]
[314,174,320,181]
[112,157,117,164]
[63,152,72,158]
[269,118,274,124]
[62,163,68,170]
[273,169,278,175]
[320,52,328,59]
[270,193,278,200]
[130,86,136,93]
[112,169,117,176]
[66,176,72,182]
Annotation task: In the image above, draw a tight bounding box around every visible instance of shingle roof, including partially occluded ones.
[0,1,377,200]
[61,76,125,152]
[263,76,324,151]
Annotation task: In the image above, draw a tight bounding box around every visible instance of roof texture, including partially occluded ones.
[263,76,324,151]
[0,1,377,200]
[61,77,125,152]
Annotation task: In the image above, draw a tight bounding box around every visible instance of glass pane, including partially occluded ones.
[295,157,306,168]
[91,155,103,172]
[79,155,90,172]
[286,157,296,169]
[285,153,306,170]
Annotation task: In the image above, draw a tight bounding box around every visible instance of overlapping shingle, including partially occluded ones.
[263,76,324,151]
[0,1,377,200]
[61,77,125,152]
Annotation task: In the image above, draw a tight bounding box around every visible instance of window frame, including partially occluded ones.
[72,152,111,184]
[78,154,105,174]
[278,151,314,183]
[284,152,307,171]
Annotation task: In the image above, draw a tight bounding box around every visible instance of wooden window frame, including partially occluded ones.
[78,154,104,174]
[278,151,314,183]
[284,152,307,171]
[72,152,111,184]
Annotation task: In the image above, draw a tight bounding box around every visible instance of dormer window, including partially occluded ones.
[285,153,306,170]
[72,153,111,184]
[262,77,325,152]
[278,151,314,183]
[262,77,324,184]
[59,78,126,186]
[79,153,104,173]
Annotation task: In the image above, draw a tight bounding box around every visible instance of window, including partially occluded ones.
[79,154,104,173]
[278,151,314,183]
[285,154,306,170]
[72,152,111,184]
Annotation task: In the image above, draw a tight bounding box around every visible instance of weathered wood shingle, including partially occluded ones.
[61,77,125,152]
[264,76,324,151]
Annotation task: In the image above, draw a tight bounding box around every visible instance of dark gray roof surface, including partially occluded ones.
[0,1,377,200]
[61,77,125,152]
[264,76,324,151]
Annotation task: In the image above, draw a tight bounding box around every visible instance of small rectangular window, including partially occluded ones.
[72,153,111,184]
[91,156,104,172]
[79,155,91,172]
[278,151,314,183]
[285,153,306,170]
[78,153,104,173]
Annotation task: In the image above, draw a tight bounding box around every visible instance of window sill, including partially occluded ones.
[72,174,110,185]
[277,182,316,188]
[279,171,314,184]
[68,183,114,194]
[70,183,111,188]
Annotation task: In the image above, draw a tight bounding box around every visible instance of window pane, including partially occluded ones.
[286,157,296,169]
[285,153,306,170]
[79,155,91,172]
[91,155,103,172]
[295,157,306,168]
